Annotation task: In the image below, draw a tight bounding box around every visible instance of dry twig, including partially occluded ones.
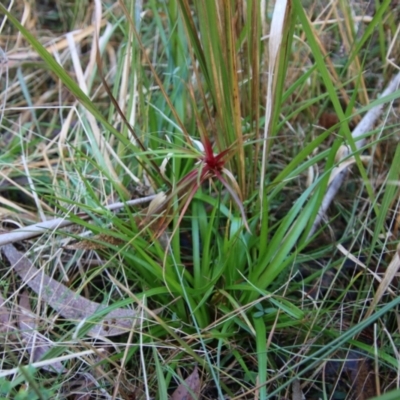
[309,71,400,238]
[0,195,156,246]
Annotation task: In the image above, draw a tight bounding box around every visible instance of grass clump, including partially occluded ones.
[1,0,400,399]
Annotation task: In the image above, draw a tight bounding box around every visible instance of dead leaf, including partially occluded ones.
[328,155,371,185]
[146,191,167,218]
[0,292,16,334]
[64,233,125,250]
[365,241,400,319]
[2,244,138,338]
[171,366,201,400]
[325,350,375,400]
[319,112,340,130]
[292,378,303,400]
[18,291,65,373]
[260,0,292,206]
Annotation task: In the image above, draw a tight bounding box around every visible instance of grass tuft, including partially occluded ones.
[0,1,400,398]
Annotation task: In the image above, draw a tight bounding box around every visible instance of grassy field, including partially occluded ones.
[1,0,400,399]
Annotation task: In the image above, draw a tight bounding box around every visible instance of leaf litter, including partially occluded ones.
[1,244,138,338]
[170,365,201,400]
[18,290,65,373]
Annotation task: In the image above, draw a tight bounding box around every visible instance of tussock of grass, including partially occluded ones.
[0,1,400,399]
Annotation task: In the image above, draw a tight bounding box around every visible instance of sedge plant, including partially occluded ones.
[1,0,400,398]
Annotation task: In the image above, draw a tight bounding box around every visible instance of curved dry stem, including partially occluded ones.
[0,195,156,246]
[308,71,400,238]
